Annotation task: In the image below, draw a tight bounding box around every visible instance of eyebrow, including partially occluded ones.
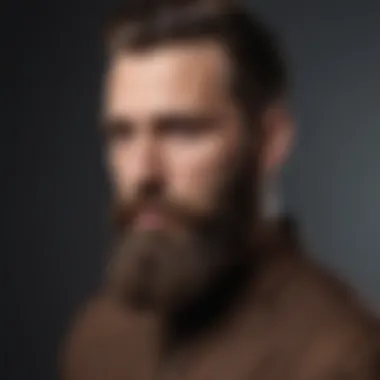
[154,113,221,128]
[100,111,223,131]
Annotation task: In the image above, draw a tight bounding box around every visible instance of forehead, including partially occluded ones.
[103,41,234,117]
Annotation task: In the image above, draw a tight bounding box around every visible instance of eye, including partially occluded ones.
[158,116,213,139]
[102,119,133,142]
[166,122,201,137]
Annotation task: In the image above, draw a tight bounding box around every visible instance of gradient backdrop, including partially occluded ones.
[4,1,380,379]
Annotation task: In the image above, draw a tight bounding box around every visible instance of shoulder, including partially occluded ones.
[290,254,378,324]
[58,294,154,380]
[62,294,129,347]
[281,254,380,378]
[58,295,124,379]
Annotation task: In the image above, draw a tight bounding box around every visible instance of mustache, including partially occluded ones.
[110,196,201,231]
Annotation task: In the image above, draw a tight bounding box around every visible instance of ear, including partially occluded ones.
[259,100,294,175]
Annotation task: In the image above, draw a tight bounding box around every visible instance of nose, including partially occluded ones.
[132,134,163,195]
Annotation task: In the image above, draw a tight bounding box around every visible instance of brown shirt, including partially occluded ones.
[60,218,379,380]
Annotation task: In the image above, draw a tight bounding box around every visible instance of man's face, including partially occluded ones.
[102,41,257,310]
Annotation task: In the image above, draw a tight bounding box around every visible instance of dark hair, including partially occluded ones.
[104,0,287,114]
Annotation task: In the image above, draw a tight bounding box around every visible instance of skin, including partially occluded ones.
[102,40,292,233]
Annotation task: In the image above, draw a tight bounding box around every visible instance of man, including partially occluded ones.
[61,0,379,379]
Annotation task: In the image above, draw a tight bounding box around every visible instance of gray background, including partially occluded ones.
[4,1,380,379]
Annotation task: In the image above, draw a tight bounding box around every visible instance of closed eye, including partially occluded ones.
[156,115,218,139]
[101,119,133,142]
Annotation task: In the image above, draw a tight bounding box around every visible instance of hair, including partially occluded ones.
[103,0,287,115]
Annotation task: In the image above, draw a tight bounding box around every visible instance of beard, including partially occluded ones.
[108,229,223,312]
[106,148,258,313]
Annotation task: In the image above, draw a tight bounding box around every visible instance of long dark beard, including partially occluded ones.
[106,145,259,317]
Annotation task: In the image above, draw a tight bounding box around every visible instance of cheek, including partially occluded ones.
[107,144,132,200]
[165,136,239,213]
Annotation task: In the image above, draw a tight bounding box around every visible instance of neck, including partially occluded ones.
[168,257,253,349]
[162,216,287,352]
